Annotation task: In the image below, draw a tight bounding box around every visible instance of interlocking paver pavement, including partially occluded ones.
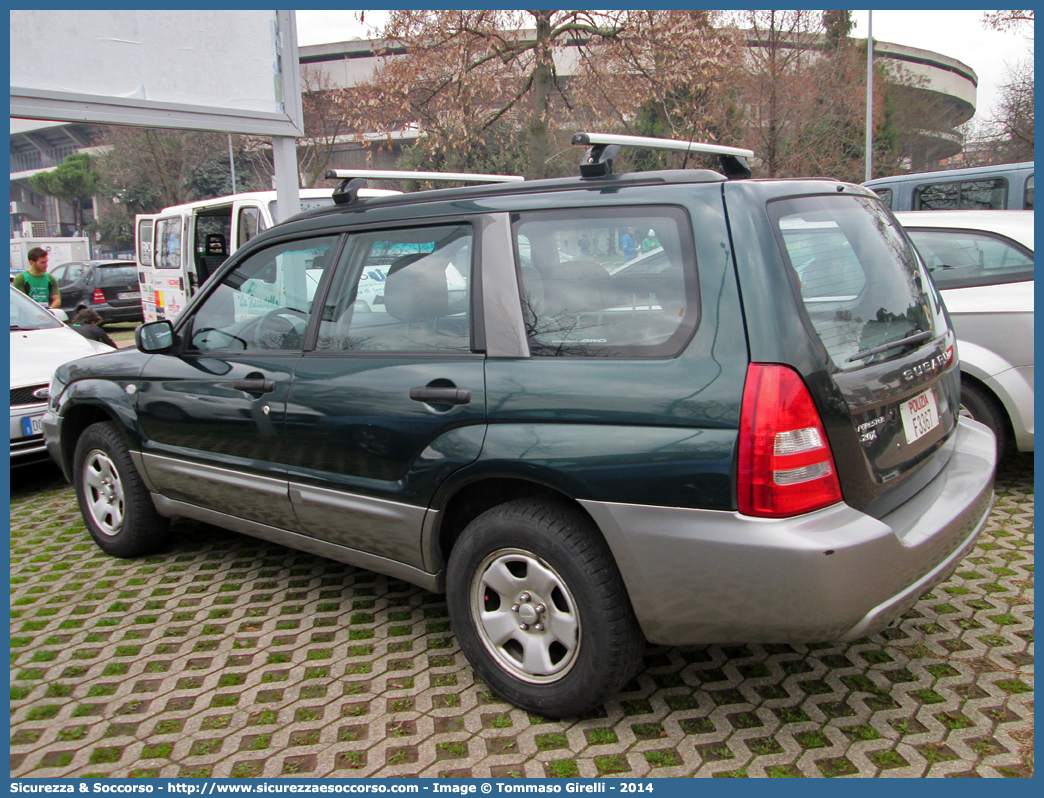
[10,454,1033,778]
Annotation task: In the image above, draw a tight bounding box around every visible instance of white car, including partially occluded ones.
[895,210,1033,460]
[10,285,114,464]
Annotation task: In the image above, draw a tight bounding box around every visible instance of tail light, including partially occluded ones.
[738,363,842,518]
[92,289,106,304]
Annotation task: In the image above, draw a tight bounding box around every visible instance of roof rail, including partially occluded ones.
[324,168,524,205]
[571,132,754,180]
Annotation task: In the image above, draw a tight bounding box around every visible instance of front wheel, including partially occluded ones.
[446,499,644,718]
[73,421,169,558]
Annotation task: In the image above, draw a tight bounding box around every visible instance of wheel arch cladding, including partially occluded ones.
[433,476,607,574]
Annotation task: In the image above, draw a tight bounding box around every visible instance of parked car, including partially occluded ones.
[48,259,144,324]
[10,285,113,464]
[44,138,996,717]
[864,161,1033,212]
[895,210,1033,461]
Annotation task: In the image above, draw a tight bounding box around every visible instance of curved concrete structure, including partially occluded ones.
[873,40,978,167]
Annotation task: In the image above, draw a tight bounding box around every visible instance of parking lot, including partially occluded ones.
[10,447,1033,779]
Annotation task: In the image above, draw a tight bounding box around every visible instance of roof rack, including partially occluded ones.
[571,132,754,180]
[324,168,525,205]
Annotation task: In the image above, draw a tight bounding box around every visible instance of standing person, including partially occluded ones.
[69,308,117,349]
[641,229,659,252]
[13,247,61,308]
[620,227,638,261]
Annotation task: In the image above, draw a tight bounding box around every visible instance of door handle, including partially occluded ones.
[409,387,471,405]
[233,378,275,393]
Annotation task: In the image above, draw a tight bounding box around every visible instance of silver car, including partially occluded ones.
[895,210,1034,460]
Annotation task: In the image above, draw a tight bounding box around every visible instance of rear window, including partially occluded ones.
[96,265,138,287]
[771,195,945,370]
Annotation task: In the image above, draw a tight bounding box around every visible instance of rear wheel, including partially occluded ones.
[959,380,1010,463]
[446,499,644,718]
[74,421,169,557]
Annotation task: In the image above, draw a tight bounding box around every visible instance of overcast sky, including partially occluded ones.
[294,9,1033,123]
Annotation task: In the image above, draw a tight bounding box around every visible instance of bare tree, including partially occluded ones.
[297,66,354,187]
[96,127,230,209]
[343,10,737,180]
[994,56,1034,162]
[982,10,1034,32]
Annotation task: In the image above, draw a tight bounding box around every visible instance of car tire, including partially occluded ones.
[959,380,1010,462]
[446,499,644,718]
[73,421,169,558]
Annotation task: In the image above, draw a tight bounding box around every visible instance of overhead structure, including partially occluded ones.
[9,10,305,218]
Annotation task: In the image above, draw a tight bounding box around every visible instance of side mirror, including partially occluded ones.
[49,308,68,323]
[136,320,176,353]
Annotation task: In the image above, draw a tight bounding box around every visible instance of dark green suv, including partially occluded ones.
[43,137,996,717]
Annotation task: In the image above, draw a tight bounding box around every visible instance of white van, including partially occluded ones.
[135,188,399,322]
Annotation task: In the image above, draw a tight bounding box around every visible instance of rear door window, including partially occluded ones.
[512,207,697,358]
[771,195,944,370]
[137,218,154,267]
[155,216,183,270]
[316,224,473,353]
[906,228,1034,288]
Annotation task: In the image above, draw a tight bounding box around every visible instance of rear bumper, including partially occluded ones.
[581,418,996,646]
[97,304,144,324]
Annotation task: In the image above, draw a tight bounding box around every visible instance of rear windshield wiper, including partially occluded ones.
[847,330,932,363]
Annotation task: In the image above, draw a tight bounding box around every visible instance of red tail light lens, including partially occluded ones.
[738,363,843,518]
[92,289,106,304]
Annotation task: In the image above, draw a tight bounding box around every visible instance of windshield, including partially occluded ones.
[770,195,944,369]
[10,286,64,331]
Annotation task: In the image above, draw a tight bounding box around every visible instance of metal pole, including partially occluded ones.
[865,11,874,182]
[228,134,238,194]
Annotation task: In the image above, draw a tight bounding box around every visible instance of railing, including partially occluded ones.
[10,144,81,174]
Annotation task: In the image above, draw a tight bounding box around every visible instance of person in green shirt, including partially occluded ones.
[641,229,660,252]
[13,247,61,308]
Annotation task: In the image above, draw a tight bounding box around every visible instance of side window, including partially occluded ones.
[137,219,154,267]
[913,180,958,210]
[914,178,1009,211]
[61,264,84,285]
[907,229,1033,289]
[155,217,182,270]
[513,207,697,358]
[316,225,472,353]
[237,206,267,249]
[1025,175,1033,209]
[187,236,336,353]
[960,178,1007,210]
[872,187,893,209]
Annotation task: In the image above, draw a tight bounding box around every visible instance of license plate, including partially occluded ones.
[900,389,939,444]
[21,415,44,437]
[118,291,141,300]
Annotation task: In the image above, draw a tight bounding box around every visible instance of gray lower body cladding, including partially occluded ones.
[581,418,996,646]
